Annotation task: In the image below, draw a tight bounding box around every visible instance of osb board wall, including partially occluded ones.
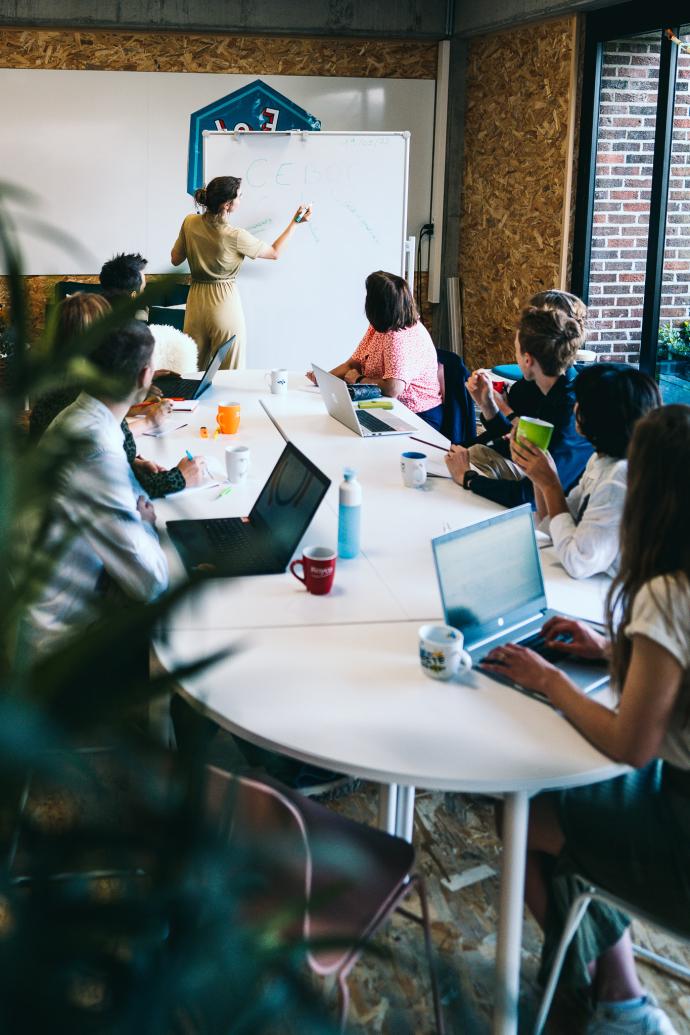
[0,27,436,342]
[459,16,577,370]
[0,28,437,79]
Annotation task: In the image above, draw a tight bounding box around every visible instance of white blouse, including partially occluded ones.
[538,454,627,580]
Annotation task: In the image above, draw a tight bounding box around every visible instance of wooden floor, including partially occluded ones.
[328,784,690,1035]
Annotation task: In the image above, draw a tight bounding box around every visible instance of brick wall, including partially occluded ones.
[587,32,690,363]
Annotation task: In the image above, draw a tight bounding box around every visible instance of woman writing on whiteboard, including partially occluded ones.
[171,176,312,370]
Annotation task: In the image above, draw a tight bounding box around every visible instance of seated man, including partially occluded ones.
[446,305,593,507]
[21,321,169,660]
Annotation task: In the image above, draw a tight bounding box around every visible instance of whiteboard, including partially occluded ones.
[201,131,409,368]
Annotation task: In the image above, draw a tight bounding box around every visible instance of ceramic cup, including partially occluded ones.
[216,401,241,435]
[517,415,554,451]
[289,546,336,596]
[401,451,428,488]
[225,445,250,484]
[418,624,472,681]
[266,368,288,395]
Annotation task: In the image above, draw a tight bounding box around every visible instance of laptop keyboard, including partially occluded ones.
[202,519,266,566]
[518,630,574,663]
[154,376,199,399]
[356,409,395,433]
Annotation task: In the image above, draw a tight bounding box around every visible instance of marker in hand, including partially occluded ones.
[186,450,194,461]
[295,202,313,223]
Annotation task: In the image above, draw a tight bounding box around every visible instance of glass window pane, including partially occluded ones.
[587,31,662,366]
[657,27,690,404]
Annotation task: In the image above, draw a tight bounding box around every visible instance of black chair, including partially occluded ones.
[53,280,104,301]
[436,348,476,445]
[148,305,185,332]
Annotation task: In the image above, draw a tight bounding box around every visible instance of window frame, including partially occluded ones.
[571,1,685,376]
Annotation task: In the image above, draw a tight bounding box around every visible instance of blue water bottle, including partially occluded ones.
[338,468,361,559]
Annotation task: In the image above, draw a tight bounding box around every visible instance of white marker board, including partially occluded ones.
[201,131,409,369]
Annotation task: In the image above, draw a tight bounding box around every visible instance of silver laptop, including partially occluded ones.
[431,505,609,700]
[312,363,416,437]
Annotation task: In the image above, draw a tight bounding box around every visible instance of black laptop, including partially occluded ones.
[167,441,331,577]
[153,336,235,400]
[431,505,609,701]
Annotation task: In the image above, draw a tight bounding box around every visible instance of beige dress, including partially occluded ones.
[173,214,265,370]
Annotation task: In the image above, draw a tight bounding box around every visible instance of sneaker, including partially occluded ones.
[586,994,679,1035]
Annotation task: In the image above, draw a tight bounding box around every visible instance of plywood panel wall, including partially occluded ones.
[458,16,578,370]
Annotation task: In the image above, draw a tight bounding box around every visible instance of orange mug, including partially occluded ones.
[216,401,240,435]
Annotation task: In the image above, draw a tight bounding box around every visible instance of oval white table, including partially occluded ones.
[149,370,623,1035]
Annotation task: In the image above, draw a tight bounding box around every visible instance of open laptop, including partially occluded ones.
[166,441,330,577]
[312,363,416,437]
[153,336,236,400]
[431,505,609,699]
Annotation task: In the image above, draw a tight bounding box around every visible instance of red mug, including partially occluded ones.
[289,546,336,595]
[492,379,506,394]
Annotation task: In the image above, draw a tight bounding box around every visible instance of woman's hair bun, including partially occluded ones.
[194,187,208,207]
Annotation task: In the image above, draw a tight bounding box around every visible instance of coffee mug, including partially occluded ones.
[225,445,250,484]
[289,546,336,595]
[265,368,288,395]
[216,401,241,435]
[401,451,427,488]
[492,379,506,394]
[418,624,472,681]
[517,415,554,451]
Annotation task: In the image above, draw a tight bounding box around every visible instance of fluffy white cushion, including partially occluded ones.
[149,323,199,373]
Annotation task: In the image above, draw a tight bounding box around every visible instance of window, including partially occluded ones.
[573,3,690,403]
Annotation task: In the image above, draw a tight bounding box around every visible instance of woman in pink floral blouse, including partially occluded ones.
[309,270,444,430]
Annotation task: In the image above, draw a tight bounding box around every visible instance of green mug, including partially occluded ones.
[517,416,554,451]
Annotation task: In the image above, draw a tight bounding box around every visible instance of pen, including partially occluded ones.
[216,485,233,499]
[185,450,194,460]
[409,435,451,453]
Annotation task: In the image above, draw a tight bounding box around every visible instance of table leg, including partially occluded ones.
[378,784,398,835]
[395,785,416,842]
[493,790,530,1035]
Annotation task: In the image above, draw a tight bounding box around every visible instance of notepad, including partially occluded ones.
[171,399,200,412]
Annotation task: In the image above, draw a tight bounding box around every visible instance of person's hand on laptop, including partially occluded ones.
[136,496,157,526]
[541,617,610,661]
[445,444,471,484]
[178,455,207,487]
[480,642,567,699]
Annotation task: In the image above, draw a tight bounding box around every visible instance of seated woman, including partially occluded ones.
[482,404,690,1035]
[30,293,206,496]
[511,363,661,579]
[308,270,443,430]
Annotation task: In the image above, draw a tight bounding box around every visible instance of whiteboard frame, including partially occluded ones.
[201,130,411,280]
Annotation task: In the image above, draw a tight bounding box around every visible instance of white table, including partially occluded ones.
[149,371,622,1035]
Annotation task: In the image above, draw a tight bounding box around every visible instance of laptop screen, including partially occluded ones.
[432,505,547,645]
[250,442,331,560]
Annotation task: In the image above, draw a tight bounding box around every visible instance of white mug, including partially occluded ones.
[265,368,288,395]
[418,624,472,681]
[225,445,250,484]
[401,451,427,488]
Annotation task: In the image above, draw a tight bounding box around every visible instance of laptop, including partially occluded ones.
[312,364,416,437]
[431,505,609,700]
[166,441,330,577]
[153,336,236,400]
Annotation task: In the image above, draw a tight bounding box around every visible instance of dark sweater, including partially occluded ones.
[29,387,186,499]
[469,367,592,508]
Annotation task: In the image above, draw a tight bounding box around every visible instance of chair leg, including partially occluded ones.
[631,943,690,984]
[415,875,446,1035]
[532,890,593,1035]
[337,972,351,1035]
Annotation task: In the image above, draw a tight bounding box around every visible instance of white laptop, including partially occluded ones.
[312,363,416,438]
[431,505,610,701]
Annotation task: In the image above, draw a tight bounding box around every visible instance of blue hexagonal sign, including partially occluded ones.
[187,79,321,196]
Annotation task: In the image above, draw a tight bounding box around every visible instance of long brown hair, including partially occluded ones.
[606,404,690,691]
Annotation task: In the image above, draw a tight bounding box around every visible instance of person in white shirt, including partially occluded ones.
[510,363,661,579]
[483,404,690,1035]
[21,320,169,659]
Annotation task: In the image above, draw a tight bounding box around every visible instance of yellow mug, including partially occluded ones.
[216,401,240,435]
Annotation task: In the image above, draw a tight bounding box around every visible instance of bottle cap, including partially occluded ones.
[343,467,357,480]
